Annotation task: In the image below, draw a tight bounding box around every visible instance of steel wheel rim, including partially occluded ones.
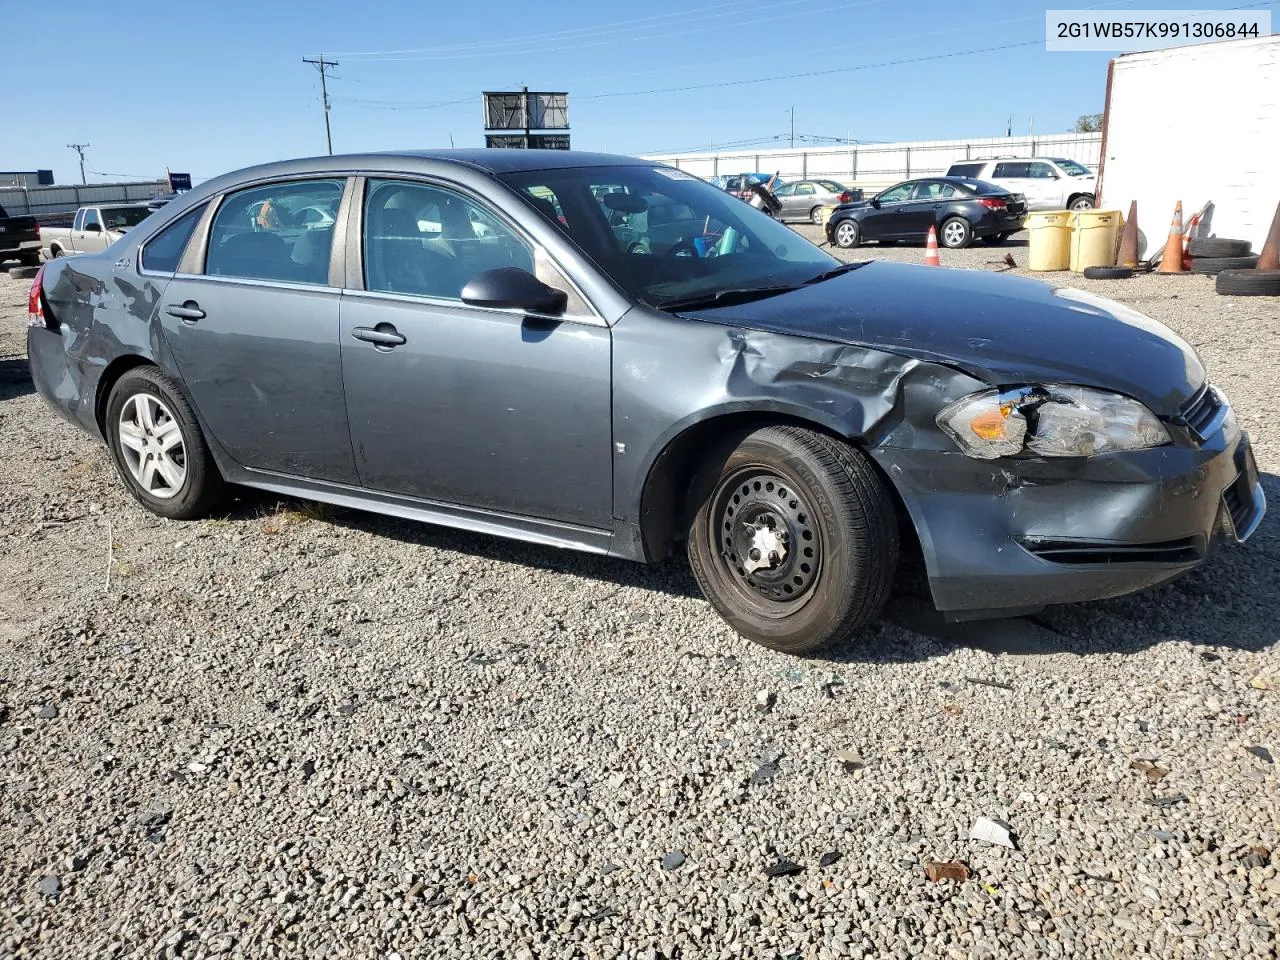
[118,394,187,500]
[836,222,856,246]
[943,221,966,246]
[709,467,823,617]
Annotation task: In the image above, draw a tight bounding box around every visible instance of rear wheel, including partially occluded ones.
[20,252,40,266]
[687,426,898,655]
[810,206,826,225]
[105,367,227,520]
[940,217,972,249]
[980,233,1011,246]
[833,220,860,249]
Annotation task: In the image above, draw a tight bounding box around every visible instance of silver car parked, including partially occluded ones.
[772,179,862,224]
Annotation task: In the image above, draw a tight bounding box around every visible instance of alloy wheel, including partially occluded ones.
[835,222,857,247]
[117,393,187,499]
[942,220,967,247]
[811,206,825,225]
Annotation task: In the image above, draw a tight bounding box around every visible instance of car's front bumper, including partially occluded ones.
[874,424,1265,618]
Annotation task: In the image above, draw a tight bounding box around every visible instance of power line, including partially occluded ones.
[331,0,890,63]
[329,0,834,57]
[66,144,90,185]
[302,56,340,155]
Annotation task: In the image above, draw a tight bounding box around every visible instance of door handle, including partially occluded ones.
[165,301,205,323]
[351,325,407,347]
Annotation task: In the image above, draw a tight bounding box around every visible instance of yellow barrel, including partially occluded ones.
[1025,211,1073,271]
[1069,209,1122,272]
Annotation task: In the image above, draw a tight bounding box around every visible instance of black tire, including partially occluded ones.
[1188,237,1252,258]
[687,425,898,655]
[832,219,860,249]
[939,216,972,249]
[8,265,39,279]
[1191,255,1259,275]
[104,366,227,520]
[49,246,63,258]
[1068,194,1095,211]
[1216,269,1280,297]
[980,233,1011,246]
[809,206,826,225]
[20,252,41,267]
[1083,265,1135,280]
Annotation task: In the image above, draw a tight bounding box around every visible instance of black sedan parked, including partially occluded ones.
[26,151,1264,656]
[825,176,1027,249]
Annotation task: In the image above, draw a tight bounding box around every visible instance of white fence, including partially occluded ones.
[0,179,170,220]
[642,133,1103,189]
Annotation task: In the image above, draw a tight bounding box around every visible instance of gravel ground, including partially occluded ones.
[1,247,1278,960]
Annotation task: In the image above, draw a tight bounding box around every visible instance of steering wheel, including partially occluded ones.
[662,238,700,260]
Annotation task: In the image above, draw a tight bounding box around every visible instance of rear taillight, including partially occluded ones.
[27,264,46,325]
[838,192,853,203]
[979,198,1008,209]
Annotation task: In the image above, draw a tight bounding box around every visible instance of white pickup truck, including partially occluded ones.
[41,203,154,259]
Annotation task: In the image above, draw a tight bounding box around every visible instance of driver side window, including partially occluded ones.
[878,183,914,203]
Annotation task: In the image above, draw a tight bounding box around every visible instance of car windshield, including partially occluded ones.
[499,165,839,308]
[1054,158,1091,176]
[102,206,153,230]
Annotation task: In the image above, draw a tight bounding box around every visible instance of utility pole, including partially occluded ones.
[67,143,89,185]
[302,56,339,155]
[789,106,795,148]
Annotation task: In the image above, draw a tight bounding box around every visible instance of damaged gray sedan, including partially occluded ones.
[26,150,1265,654]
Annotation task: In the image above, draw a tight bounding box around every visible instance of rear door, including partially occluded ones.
[788,182,816,220]
[156,176,359,484]
[339,176,613,526]
[991,161,1042,208]
[910,181,957,236]
[1024,161,1064,208]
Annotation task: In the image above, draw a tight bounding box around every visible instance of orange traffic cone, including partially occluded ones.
[924,226,941,266]
[1157,201,1185,274]
[1117,201,1139,268]
[1257,198,1280,271]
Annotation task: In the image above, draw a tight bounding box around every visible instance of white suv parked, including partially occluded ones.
[944,157,1096,211]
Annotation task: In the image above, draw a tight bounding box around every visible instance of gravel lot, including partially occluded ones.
[2,244,1278,960]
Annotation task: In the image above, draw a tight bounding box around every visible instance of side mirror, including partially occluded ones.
[461,267,567,315]
[870,198,881,208]
[85,222,102,233]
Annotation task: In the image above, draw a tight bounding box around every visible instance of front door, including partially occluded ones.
[157,176,358,484]
[76,208,110,253]
[339,178,613,527]
[859,181,916,240]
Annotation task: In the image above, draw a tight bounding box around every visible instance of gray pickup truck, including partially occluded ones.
[41,203,153,259]
[0,202,42,267]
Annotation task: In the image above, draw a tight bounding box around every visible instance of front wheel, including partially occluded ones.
[687,426,899,655]
[833,220,860,248]
[105,367,227,520]
[939,217,972,249]
[1069,194,1095,211]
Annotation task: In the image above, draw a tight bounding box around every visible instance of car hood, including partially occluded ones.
[676,260,1204,414]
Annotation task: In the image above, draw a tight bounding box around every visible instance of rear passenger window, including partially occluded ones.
[948,163,983,178]
[363,179,533,300]
[140,204,207,274]
[993,162,1030,178]
[205,179,344,285]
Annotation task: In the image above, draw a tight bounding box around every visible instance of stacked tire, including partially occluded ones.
[1188,237,1256,275]
[1189,237,1280,296]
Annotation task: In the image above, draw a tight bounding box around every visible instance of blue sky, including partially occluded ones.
[1,0,1273,184]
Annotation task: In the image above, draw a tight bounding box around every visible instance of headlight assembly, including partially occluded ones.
[937,385,1171,459]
